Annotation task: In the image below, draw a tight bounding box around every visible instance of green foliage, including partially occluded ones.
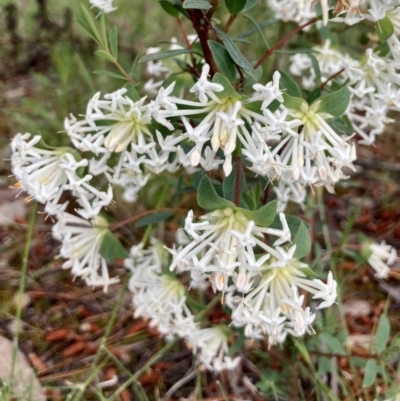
[376,17,394,43]
[182,0,212,10]
[197,175,236,210]
[212,73,240,99]
[208,41,237,81]
[138,49,195,64]
[100,231,129,260]
[135,210,175,227]
[313,86,351,117]
[375,314,390,354]
[159,0,180,17]
[214,27,259,80]
[279,70,302,97]
[225,0,247,15]
[293,222,311,259]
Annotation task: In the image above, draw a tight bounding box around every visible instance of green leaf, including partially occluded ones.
[197,175,236,210]
[75,17,102,46]
[124,83,140,101]
[242,200,277,227]
[214,27,258,80]
[135,210,175,227]
[222,163,246,203]
[235,18,277,40]
[109,26,118,59]
[319,332,346,356]
[208,41,237,82]
[376,17,394,43]
[92,70,127,80]
[95,50,116,63]
[309,54,322,85]
[139,49,194,64]
[212,73,240,99]
[305,87,321,104]
[269,214,309,234]
[362,359,379,388]
[242,14,269,49]
[375,314,390,354]
[99,12,107,49]
[279,71,302,97]
[293,222,311,259]
[243,0,260,11]
[79,4,103,45]
[225,0,247,15]
[312,86,350,118]
[282,92,307,111]
[182,0,212,9]
[100,231,128,260]
[159,0,180,17]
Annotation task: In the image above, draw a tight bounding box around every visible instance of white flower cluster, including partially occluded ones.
[290,19,400,148]
[267,0,316,25]
[168,207,337,346]
[332,0,399,25]
[366,241,398,279]
[125,240,240,371]
[52,213,119,291]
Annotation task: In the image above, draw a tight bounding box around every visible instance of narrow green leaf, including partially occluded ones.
[225,0,247,15]
[135,210,175,227]
[139,49,194,64]
[212,73,240,99]
[312,85,350,118]
[75,17,102,46]
[293,222,311,259]
[376,17,394,43]
[309,54,322,85]
[80,4,102,45]
[99,12,107,49]
[242,200,277,227]
[182,0,212,10]
[376,314,390,354]
[95,50,116,63]
[208,41,237,82]
[109,26,118,59]
[235,18,277,40]
[159,0,180,17]
[214,27,258,80]
[242,14,269,49]
[319,333,346,356]
[197,175,236,210]
[100,231,128,260]
[243,0,260,11]
[362,359,379,388]
[279,71,302,97]
[93,70,127,80]
[283,92,307,111]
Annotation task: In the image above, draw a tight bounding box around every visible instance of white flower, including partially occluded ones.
[189,64,224,104]
[89,0,117,13]
[53,213,118,292]
[367,241,398,279]
[185,326,240,371]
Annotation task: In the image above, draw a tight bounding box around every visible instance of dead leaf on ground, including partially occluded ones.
[0,335,46,401]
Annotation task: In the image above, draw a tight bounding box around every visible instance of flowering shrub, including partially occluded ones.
[11,0,400,377]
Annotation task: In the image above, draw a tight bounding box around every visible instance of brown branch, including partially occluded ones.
[234,158,242,206]
[177,17,199,77]
[320,67,345,90]
[254,17,317,69]
[187,9,218,76]
[109,207,186,231]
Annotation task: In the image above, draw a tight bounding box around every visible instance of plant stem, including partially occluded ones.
[11,202,37,382]
[254,17,317,69]
[320,67,345,90]
[113,58,136,85]
[223,14,237,32]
